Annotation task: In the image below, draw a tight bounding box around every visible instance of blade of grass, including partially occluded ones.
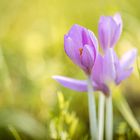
[8,125,22,140]
[113,89,140,137]
[136,56,140,78]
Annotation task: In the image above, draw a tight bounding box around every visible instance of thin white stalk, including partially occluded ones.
[98,93,105,140]
[87,77,98,140]
[105,48,114,140]
[105,95,113,140]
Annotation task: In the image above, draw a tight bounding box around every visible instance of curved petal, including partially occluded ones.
[98,14,123,51]
[115,68,133,85]
[67,24,83,48]
[88,30,98,52]
[53,76,88,92]
[82,28,92,46]
[113,13,122,30]
[64,36,76,60]
[110,13,122,48]
[64,35,81,66]
[98,16,118,50]
[110,24,121,47]
[115,49,136,85]
[120,49,137,69]
[81,45,95,74]
[91,54,103,85]
[92,49,116,84]
[103,48,116,82]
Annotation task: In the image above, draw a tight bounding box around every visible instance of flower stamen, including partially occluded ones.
[79,48,83,56]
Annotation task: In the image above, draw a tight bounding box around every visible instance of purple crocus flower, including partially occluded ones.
[91,48,137,95]
[54,24,99,139]
[53,15,137,140]
[53,48,137,95]
[98,13,122,52]
[64,24,98,75]
[53,15,136,96]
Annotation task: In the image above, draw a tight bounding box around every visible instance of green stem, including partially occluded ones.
[87,77,98,140]
[105,95,113,140]
[98,93,105,140]
[105,48,114,140]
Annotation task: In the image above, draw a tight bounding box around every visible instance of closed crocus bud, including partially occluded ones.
[98,13,122,52]
[64,24,98,75]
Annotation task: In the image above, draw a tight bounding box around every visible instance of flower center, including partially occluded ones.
[79,48,83,56]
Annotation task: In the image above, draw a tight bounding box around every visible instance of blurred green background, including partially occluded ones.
[0,0,140,139]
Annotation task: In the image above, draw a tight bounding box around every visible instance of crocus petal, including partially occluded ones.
[92,49,116,84]
[53,76,88,92]
[81,45,95,74]
[110,24,121,47]
[111,13,122,47]
[67,24,83,48]
[113,13,123,32]
[91,54,104,85]
[98,14,122,51]
[98,16,117,50]
[91,54,111,95]
[120,49,137,70]
[82,28,92,46]
[67,24,96,49]
[103,48,116,82]
[88,30,98,53]
[64,35,83,68]
[91,48,118,95]
[64,36,77,62]
[115,49,136,85]
[115,68,133,85]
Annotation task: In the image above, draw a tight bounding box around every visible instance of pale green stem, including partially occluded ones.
[105,94,113,140]
[87,77,98,140]
[104,48,114,140]
[98,93,105,140]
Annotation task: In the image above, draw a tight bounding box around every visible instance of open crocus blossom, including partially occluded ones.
[53,48,137,95]
[98,13,122,52]
[91,48,137,95]
[53,13,137,140]
[64,24,98,75]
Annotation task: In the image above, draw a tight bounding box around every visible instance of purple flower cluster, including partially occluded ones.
[53,13,137,96]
